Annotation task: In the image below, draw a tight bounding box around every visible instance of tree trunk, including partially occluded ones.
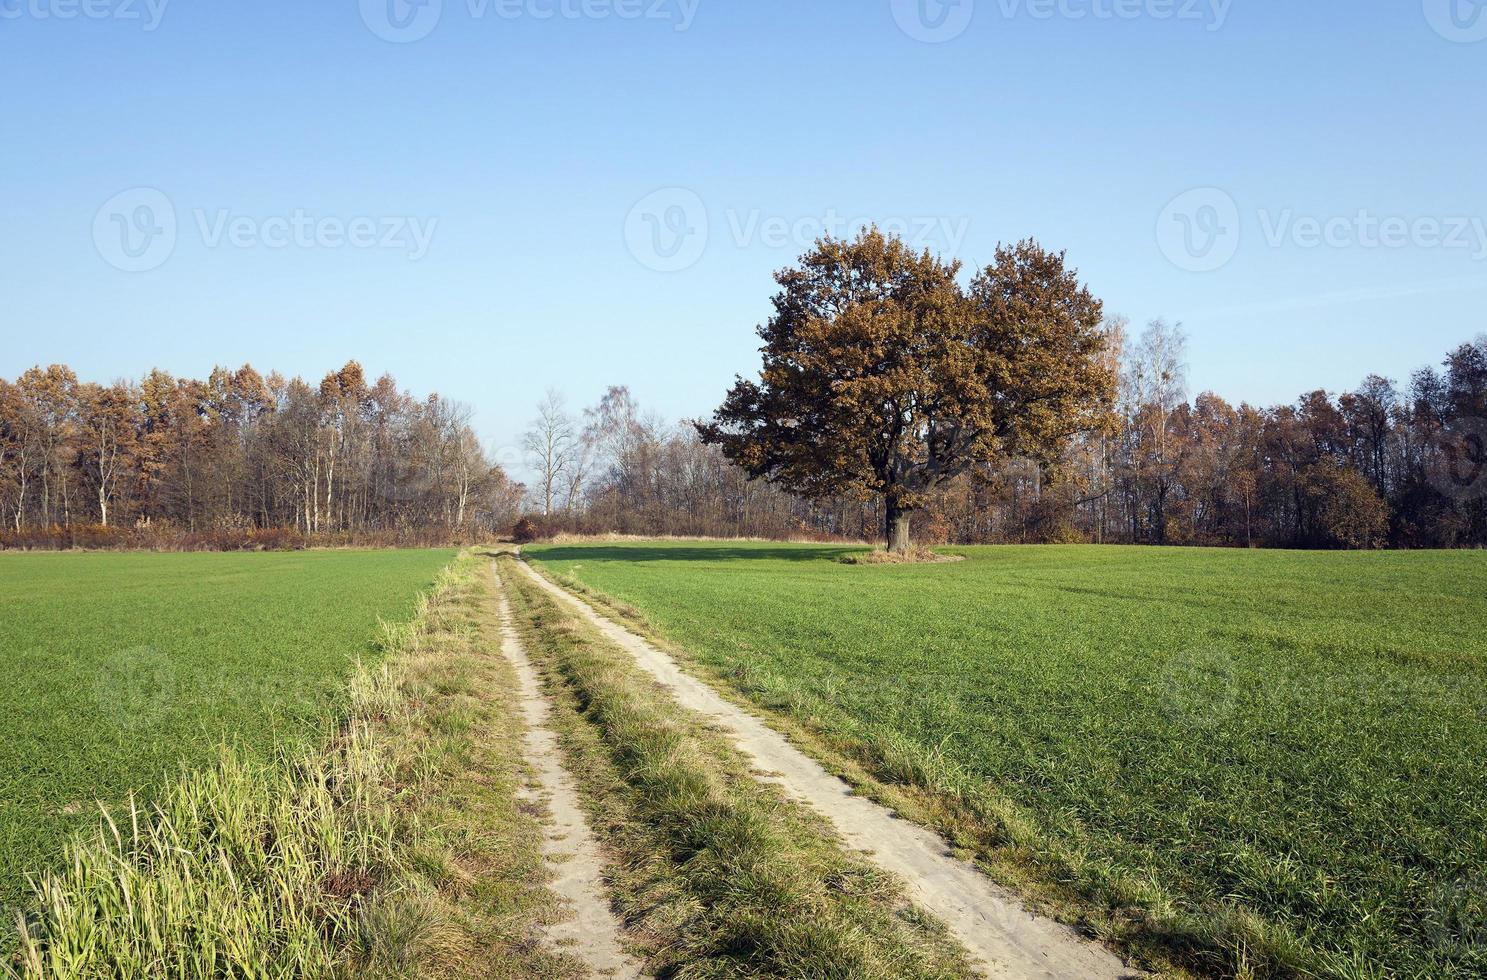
[885,498,911,554]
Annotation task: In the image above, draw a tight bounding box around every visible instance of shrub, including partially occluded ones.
[1302,462,1390,549]
[511,517,543,544]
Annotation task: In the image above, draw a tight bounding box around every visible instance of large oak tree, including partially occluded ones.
[697,229,1118,553]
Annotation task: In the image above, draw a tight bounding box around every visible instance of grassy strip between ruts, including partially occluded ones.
[498,553,977,980]
[5,551,581,980]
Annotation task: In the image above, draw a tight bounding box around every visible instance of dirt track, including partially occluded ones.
[512,557,1135,980]
[494,567,640,979]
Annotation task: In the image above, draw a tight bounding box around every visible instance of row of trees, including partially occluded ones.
[521,232,1485,551]
[519,327,1485,551]
[937,321,1487,550]
[7,234,1481,552]
[521,384,825,539]
[0,362,522,546]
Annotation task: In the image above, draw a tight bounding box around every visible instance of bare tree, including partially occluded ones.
[561,427,595,514]
[1121,319,1188,542]
[522,390,577,517]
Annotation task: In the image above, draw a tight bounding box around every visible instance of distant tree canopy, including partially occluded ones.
[697,230,1118,552]
[0,361,520,545]
[6,320,1484,553]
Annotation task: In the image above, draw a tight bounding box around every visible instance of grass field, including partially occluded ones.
[0,548,456,918]
[527,542,1487,978]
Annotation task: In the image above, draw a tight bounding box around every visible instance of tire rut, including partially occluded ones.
[493,565,641,980]
[512,557,1136,980]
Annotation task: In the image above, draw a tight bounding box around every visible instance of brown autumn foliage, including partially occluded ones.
[0,523,473,552]
[0,361,522,550]
[4,283,1482,555]
[533,319,1484,552]
[510,516,543,544]
[697,230,1118,552]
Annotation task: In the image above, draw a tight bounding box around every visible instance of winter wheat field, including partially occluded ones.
[0,550,456,918]
[2,542,1485,978]
[526,541,1487,979]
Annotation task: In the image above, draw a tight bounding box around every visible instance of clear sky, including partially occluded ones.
[3,0,1484,479]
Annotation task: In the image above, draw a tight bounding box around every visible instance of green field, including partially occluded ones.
[0,549,455,916]
[527,542,1487,978]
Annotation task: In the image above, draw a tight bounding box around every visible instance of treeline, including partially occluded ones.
[524,329,1487,550]
[1071,323,1486,550]
[6,331,1483,552]
[0,361,522,549]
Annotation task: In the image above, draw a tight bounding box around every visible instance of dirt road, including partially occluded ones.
[512,558,1134,980]
[494,567,641,979]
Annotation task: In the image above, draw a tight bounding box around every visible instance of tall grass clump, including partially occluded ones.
[4,557,470,979]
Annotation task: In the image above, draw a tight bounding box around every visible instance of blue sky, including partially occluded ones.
[3,0,1485,477]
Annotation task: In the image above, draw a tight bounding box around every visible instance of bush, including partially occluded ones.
[1302,462,1390,549]
[511,517,543,544]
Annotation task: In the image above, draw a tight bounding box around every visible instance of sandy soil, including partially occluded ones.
[494,567,641,979]
[514,557,1137,980]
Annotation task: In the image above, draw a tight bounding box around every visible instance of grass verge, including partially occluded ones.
[499,554,976,980]
[5,551,580,980]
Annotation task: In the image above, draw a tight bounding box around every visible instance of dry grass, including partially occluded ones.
[839,548,965,565]
[544,532,873,546]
